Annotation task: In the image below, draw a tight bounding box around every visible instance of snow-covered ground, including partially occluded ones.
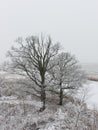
[84,81,98,109]
[0,80,98,110]
[0,78,98,129]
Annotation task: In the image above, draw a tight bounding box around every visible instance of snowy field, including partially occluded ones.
[81,64,98,109]
[0,81,98,109]
[0,71,98,129]
[85,81,98,109]
[0,79,98,129]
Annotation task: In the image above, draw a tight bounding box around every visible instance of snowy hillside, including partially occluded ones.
[0,71,98,129]
[0,95,98,130]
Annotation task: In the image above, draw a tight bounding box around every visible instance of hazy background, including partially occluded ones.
[0,0,98,63]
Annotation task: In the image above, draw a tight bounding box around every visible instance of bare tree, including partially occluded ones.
[7,35,60,110]
[49,52,86,105]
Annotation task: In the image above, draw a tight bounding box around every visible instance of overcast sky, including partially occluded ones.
[0,0,98,63]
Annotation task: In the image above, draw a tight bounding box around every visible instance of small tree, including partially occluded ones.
[8,35,60,110]
[49,52,86,105]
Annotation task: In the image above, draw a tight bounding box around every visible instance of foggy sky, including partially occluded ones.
[0,0,98,63]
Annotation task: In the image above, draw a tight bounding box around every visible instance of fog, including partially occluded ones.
[0,0,98,63]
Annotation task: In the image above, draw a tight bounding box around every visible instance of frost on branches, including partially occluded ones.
[0,97,98,130]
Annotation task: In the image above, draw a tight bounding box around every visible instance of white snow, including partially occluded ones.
[84,81,98,109]
[0,81,98,129]
[0,96,17,100]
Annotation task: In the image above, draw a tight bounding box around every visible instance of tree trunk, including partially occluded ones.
[40,85,46,111]
[40,71,46,111]
[59,88,63,105]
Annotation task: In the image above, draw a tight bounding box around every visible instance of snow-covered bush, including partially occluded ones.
[0,97,98,130]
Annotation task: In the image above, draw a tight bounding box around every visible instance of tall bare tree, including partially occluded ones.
[49,52,86,105]
[8,35,60,110]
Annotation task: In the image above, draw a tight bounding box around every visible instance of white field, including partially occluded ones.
[0,71,98,129]
[84,81,98,109]
[1,64,98,109]
[81,63,98,109]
